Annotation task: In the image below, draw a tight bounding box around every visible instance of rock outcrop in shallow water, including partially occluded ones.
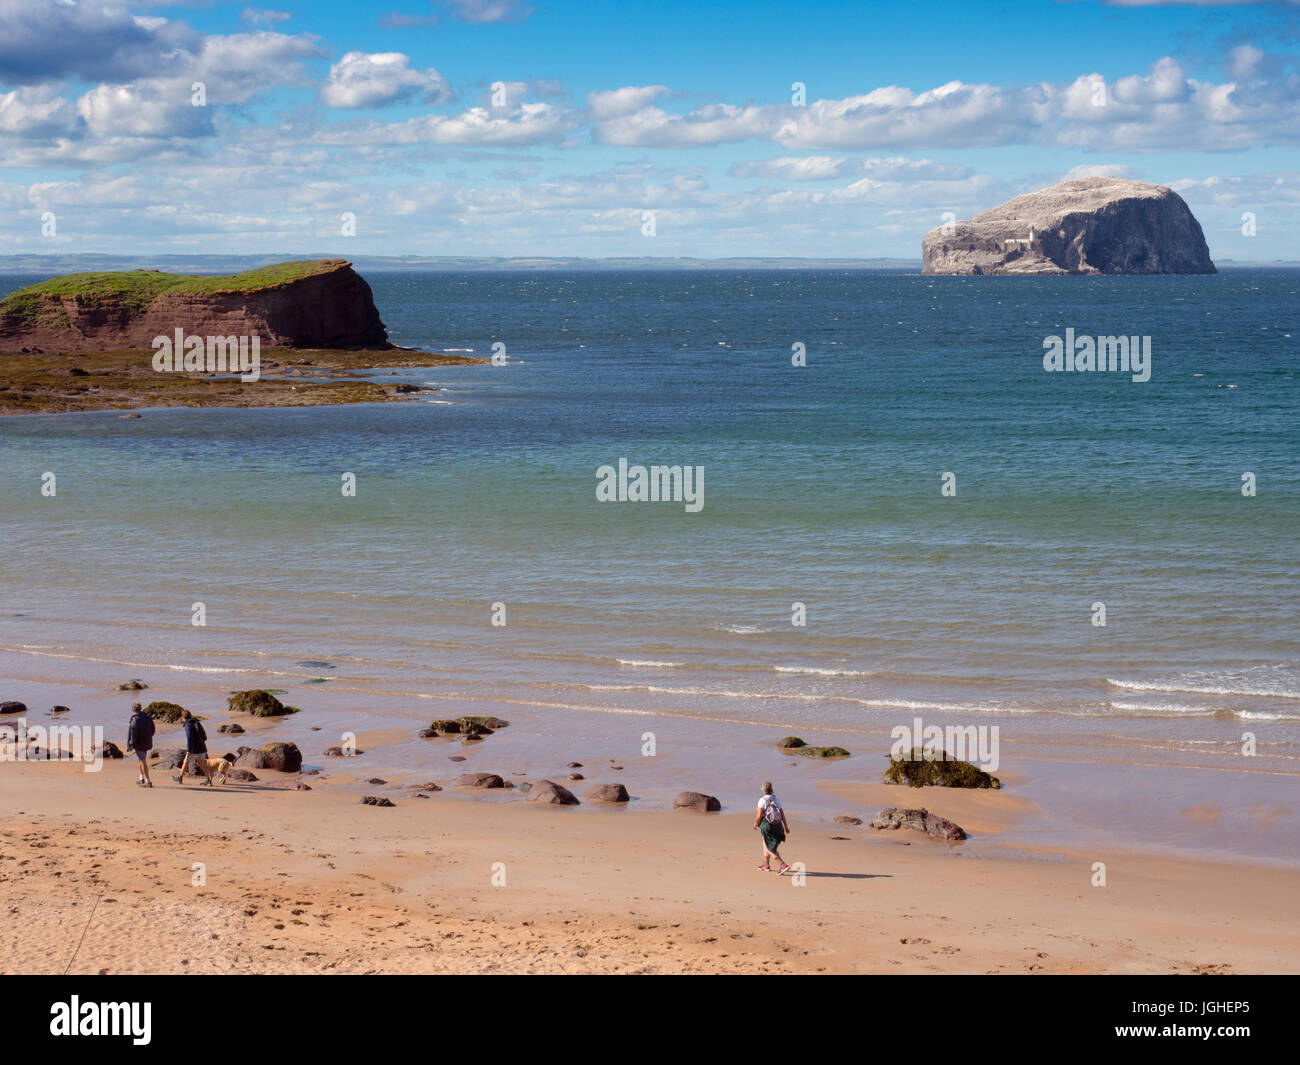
[0,259,388,353]
[922,178,1215,276]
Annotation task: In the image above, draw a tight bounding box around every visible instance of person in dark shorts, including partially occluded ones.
[125,702,155,788]
[754,781,792,874]
[174,708,214,786]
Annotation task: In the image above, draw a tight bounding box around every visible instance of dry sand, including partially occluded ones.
[3,756,1297,975]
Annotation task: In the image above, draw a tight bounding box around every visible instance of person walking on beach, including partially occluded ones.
[125,702,154,788]
[754,781,792,874]
[174,708,213,786]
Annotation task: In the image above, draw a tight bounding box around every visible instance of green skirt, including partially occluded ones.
[759,819,785,850]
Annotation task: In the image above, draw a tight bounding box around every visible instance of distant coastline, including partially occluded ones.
[1,255,1296,275]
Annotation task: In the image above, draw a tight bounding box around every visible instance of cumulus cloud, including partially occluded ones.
[731,155,974,182]
[0,85,78,138]
[321,51,452,109]
[587,85,670,119]
[313,100,579,146]
[592,57,1300,153]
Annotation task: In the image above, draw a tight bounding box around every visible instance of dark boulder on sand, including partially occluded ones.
[236,742,300,772]
[227,768,258,782]
[870,806,967,841]
[458,772,505,789]
[116,680,148,691]
[258,742,302,772]
[776,736,806,749]
[360,795,395,807]
[324,745,363,757]
[1,701,26,714]
[584,783,630,804]
[227,689,298,718]
[674,791,721,812]
[884,747,1000,789]
[218,723,244,734]
[98,741,124,759]
[426,715,508,737]
[158,748,206,776]
[528,780,580,805]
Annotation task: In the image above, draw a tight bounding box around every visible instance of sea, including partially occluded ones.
[1,268,1297,861]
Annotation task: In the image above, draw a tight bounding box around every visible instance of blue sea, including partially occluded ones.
[1,268,1297,855]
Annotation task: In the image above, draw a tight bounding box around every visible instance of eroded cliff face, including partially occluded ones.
[921,178,1216,276]
[0,259,388,353]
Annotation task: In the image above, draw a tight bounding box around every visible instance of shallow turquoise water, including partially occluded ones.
[1,269,1297,776]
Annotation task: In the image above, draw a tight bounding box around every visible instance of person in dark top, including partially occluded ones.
[125,702,155,788]
[174,708,214,786]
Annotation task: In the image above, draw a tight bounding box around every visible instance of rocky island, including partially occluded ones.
[0,259,484,414]
[921,177,1216,276]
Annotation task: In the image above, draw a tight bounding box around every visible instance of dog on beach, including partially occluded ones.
[199,758,233,785]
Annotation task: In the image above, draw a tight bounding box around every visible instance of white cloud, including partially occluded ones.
[587,86,670,119]
[731,155,973,182]
[241,9,292,27]
[442,0,533,23]
[591,57,1300,153]
[321,51,451,109]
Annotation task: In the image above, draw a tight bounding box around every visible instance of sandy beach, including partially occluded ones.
[4,733,1298,976]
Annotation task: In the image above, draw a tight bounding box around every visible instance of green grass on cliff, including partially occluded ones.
[0,260,338,324]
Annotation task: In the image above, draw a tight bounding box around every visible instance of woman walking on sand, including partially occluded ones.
[754,781,792,874]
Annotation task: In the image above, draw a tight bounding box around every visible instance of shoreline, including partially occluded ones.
[0,345,488,416]
[3,753,1298,974]
[3,652,1299,872]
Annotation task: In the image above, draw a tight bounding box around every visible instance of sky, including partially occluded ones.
[0,0,1297,260]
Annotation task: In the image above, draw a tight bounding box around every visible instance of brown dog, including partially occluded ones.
[198,758,232,785]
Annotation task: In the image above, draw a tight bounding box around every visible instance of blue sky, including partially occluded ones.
[0,0,1297,259]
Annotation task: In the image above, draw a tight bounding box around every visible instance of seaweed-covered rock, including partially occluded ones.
[117,680,148,691]
[458,772,505,788]
[776,736,806,749]
[427,715,508,737]
[674,791,721,812]
[528,780,580,805]
[142,701,188,723]
[360,795,394,807]
[793,745,851,759]
[227,689,298,717]
[869,807,967,841]
[218,723,244,734]
[584,783,630,804]
[884,748,1000,789]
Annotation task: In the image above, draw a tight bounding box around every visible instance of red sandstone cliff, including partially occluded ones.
[0,259,389,353]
